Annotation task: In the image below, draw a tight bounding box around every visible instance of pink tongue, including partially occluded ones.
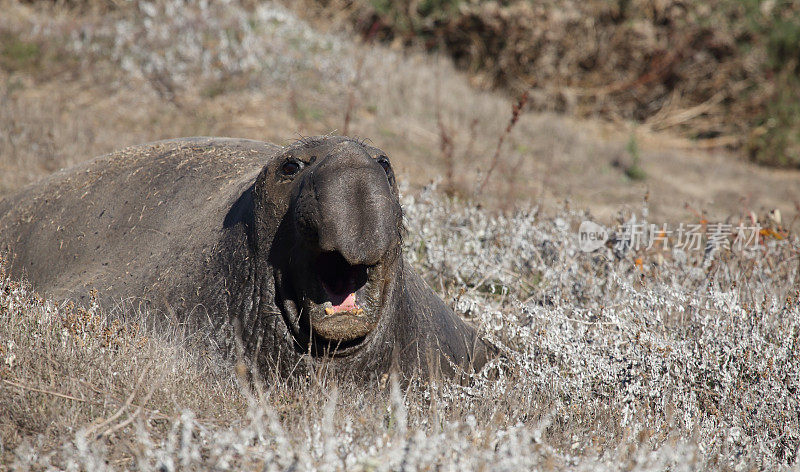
[332,293,357,312]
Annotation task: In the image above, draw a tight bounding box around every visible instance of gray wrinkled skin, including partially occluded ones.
[0,136,490,381]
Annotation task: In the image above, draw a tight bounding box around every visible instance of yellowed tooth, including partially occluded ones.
[324,307,335,315]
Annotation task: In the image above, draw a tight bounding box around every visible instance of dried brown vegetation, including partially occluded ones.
[303,0,800,168]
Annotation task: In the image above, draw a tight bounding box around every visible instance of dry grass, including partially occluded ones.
[0,262,245,467]
[3,188,800,469]
[1,1,800,470]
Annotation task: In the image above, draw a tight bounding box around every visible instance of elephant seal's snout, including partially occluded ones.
[307,143,401,266]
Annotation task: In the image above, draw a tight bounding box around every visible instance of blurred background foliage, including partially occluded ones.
[305,0,800,168]
[6,0,798,167]
[1,0,798,217]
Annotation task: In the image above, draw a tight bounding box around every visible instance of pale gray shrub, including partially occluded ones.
[67,0,355,98]
[4,186,798,470]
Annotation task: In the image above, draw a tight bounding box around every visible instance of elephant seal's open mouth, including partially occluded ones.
[305,250,384,342]
[280,247,394,355]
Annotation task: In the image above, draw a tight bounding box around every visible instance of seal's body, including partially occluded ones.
[0,137,489,379]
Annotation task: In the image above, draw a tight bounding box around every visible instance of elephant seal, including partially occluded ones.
[0,136,491,380]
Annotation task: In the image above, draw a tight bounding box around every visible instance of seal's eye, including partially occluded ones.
[376,156,391,174]
[280,159,303,177]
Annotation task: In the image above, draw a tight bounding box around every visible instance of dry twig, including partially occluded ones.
[477,91,529,195]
